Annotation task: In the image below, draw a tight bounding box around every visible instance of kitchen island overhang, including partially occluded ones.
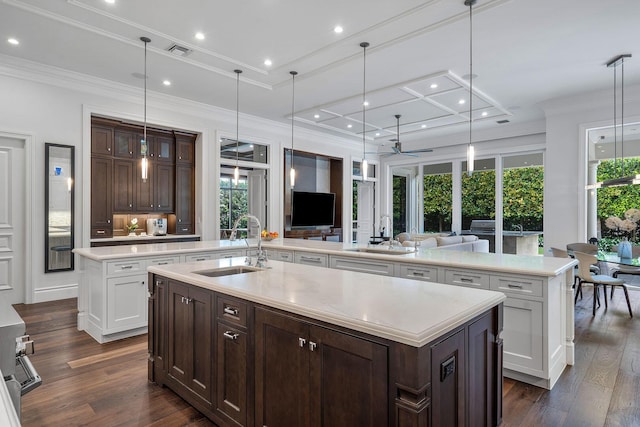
[147,257,506,427]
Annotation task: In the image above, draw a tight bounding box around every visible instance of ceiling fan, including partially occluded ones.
[379,115,433,157]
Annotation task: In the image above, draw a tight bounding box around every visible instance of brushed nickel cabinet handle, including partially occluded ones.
[299,338,306,348]
[223,331,239,341]
[224,306,239,316]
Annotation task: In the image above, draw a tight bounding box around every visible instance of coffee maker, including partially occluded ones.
[147,218,167,236]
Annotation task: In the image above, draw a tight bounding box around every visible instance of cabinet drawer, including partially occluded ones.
[215,250,245,259]
[269,250,294,263]
[490,275,543,297]
[294,252,328,267]
[185,253,215,262]
[330,256,395,276]
[107,259,146,275]
[217,295,248,328]
[91,227,113,238]
[148,256,180,267]
[397,264,439,282]
[444,269,490,289]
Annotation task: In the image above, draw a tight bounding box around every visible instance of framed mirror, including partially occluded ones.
[45,143,74,273]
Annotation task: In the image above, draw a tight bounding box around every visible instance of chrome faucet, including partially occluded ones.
[513,224,523,235]
[230,214,267,267]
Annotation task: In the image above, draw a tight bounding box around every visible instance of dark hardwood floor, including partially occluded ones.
[13,284,640,426]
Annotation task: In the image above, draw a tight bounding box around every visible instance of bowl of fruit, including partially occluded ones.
[261,229,279,241]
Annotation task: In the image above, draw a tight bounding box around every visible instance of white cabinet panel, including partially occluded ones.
[444,269,490,290]
[502,298,543,374]
[106,274,147,333]
[107,259,145,275]
[397,264,439,282]
[148,256,180,267]
[185,253,215,262]
[490,275,543,298]
[268,249,294,263]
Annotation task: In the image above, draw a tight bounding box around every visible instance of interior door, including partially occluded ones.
[0,136,25,304]
[356,181,374,244]
[247,169,267,235]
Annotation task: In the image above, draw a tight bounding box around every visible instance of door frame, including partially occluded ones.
[0,130,34,303]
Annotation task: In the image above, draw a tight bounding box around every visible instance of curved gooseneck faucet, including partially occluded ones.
[230,214,267,267]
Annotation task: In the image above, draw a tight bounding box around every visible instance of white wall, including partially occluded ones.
[0,59,363,304]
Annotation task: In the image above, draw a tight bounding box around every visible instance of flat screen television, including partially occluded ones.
[291,191,336,228]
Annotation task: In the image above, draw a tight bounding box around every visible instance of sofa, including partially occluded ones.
[395,232,490,253]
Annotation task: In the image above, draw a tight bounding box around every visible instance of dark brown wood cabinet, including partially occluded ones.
[254,307,388,427]
[148,274,503,427]
[90,156,113,237]
[91,118,194,234]
[167,280,213,407]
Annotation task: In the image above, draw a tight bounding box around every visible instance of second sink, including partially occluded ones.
[194,266,264,277]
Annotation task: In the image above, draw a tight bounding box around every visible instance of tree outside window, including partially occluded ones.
[220,175,248,238]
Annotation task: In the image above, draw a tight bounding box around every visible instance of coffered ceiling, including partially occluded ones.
[0,0,639,152]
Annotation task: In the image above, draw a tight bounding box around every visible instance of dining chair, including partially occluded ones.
[565,243,600,299]
[574,251,632,317]
[609,244,640,299]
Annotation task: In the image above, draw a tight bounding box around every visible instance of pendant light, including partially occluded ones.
[588,54,634,189]
[360,42,369,181]
[140,36,151,182]
[289,71,298,188]
[465,0,475,176]
[233,69,242,186]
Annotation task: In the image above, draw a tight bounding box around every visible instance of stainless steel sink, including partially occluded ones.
[193,266,264,277]
[344,247,416,255]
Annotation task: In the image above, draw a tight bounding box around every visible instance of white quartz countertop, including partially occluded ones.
[74,238,576,277]
[90,234,200,243]
[149,258,506,348]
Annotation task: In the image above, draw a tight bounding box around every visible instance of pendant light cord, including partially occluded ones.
[290,71,297,172]
[234,69,242,169]
[467,0,475,160]
[621,57,625,177]
[614,60,618,176]
[143,39,147,147]
[360,42,369,178]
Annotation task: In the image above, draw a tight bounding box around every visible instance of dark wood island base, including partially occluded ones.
[148,272,503,427]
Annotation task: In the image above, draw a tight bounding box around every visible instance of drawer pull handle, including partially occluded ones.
[121,265,133,270]
[157,262,168,265]
[224,306,239,316]
[309,341,317,351]
[459,277,473,283]
[412,271,424,277]
[507,283,524,289]
[223,331,239,341]
[195,258,206,261]
[299,337,307,348]
[96,230,105,234]
[300,256,321,263]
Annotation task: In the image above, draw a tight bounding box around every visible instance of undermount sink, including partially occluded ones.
[193,266,264,277]
[345,247,416,255]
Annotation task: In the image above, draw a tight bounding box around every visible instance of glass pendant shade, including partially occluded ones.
[290,167,296,188]
[140,36,151,182]
[233,165,240,186]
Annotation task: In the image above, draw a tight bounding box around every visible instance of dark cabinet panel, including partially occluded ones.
[255,308,309,427]
[176,136,195,164]
[174,165,194,234]
[114,130,136,158]
[155,163,175,212]
[113,159,134,212]
[167,280,213,405]
[91,125,113,156]
[153,133,176,163]
[90,156,112,237]
[215,322,248,426]
[136,160,154,212]
[309,325,388,427]
[431,329,466,427]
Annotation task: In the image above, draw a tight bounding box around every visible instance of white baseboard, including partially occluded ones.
[32,284,78,303]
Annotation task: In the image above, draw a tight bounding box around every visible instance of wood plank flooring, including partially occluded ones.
[13,285,640,426]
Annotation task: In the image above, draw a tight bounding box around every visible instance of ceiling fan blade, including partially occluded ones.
[401,152,419,157]
[402,148,434,154]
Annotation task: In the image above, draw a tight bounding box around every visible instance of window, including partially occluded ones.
[220,137,268,164]
[219,174,248,238]
[462,158,496,231]
[423,163,452,233]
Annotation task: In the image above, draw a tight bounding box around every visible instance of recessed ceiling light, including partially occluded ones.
[334,26,343,34]
[363,101,369,107]
[263,59,272,67]
[347,124,353,128]
[375,132,380,136]
[458,99,466,105]
[104,0,115,4]
[430,83,438,89]
[313,114,320,119]
[162,80,171,86]
[421,124,427,129]
[481,111,488,117]
[7,38,19,45]
[195,32,205,40]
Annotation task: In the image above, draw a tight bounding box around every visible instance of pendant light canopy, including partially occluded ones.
[587,54,634,189]
[140,36,151,182]
[360,42,369,181]
[233,69,242,186]
[465,0,475,176]
[290,70,298,188]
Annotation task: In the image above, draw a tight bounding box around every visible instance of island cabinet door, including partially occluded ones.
[308,325,388,427]
[430,329,466,427]
[167,281,213,406]
[215,322,248,426]
[255,308,310,427]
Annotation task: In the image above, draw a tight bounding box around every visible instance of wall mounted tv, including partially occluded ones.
[291,191,336,228]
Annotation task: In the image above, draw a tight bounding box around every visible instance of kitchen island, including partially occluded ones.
[75,238,576,389]
[147,257,505,427]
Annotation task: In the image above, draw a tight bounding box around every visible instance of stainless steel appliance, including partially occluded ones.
[147,218,167,236]
[0,305,41,422]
